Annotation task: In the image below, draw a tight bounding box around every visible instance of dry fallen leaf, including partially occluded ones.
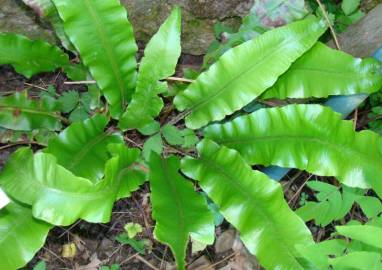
[62,242,77,258]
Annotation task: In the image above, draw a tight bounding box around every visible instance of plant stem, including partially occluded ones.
[315,0,341,50]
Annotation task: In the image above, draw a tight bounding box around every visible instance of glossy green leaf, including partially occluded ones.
[296,239,348,270]
[68,106,89,122]
[355,196,382,218]
[116,234,147,255]
[33,260,47,270]
[107,143,146,199]
[22,0,73,51]
[58,90,80,113]
[162,124,184,146]
[204,104,382,197]
[149,153,214,269]
[0,145,141,226]
[0,91,62,131]
[341,0,361,15]
[181,128,199,148]
[174,17,327,129]
[297,182,356,226]
[52,0,138,119]
[142,133,163,161]
[0,202,52,270]
[181,139,314,270]
[0,33,69,78]
[44,114,123,182]
[138,121,160,136]
[336,225,382,249]
[331,251,382,270]
[119,7,181,130]
[262,42,382,99]
[297,182,382,225]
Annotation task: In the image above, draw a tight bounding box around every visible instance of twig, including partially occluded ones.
[58,220,81,238]
[24,82,49,91]
[124,136,143,149]
[24,82,60,97]
[63,76,194,85]
[135,254,160,270]
[42,247,67,265]
[166,76,194,83]
[63,80,96,85]
[288,174,313,205]
[120,252,139,265]
[0,141,47,150]
[159,246,168,270]
[315,0,341,50]
[166,109,191,126]
[200,251,239,270]
[353,108,358,130]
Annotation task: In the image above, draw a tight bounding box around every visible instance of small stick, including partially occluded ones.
[353,108,358,130]
[315,0,341,50]
[135,254,160,270]
[166,76,194,83]
[63,76,194,85]
[64,80,96,85]
[24,82,49,91]
[0,141,47,150]
[288,174,313,205]
[200,251,239,270]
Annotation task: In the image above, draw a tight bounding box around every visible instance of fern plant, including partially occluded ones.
[0,0,382,269]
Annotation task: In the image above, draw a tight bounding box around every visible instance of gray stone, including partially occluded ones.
[0,0,56,43]
[327,4,382,57]
[0,0,254,55]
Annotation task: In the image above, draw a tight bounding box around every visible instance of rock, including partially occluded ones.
[0,0,56,43]
[187,255,213,270]
[0,0,254,55]
[327,4,382,57]
[215,229,236,253]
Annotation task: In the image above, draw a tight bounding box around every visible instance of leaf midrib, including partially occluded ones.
[215,135,381,170]
[0,106,60,119]
[283,66,381,80]
[82,0,126,109]
[65,131,109,174]
[198,154,305,268]
[159,158,187,248]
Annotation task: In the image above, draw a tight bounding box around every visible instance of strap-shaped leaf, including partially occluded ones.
[174,17,327,129]
[44,114,123,182]
[0,146,140,226]
[336,225,382,249]
[52,0,138,119]
[204,104,382,196]
[119,7,182,130]
[262,42,382,99]
[149,153,214,269]
[0,91,62,131]
[0,202,52,270]
[0,33,69,78]
[107,143,146,200]
[181,139,314,270]
[330,251,382,270]
[22,0,74,51]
